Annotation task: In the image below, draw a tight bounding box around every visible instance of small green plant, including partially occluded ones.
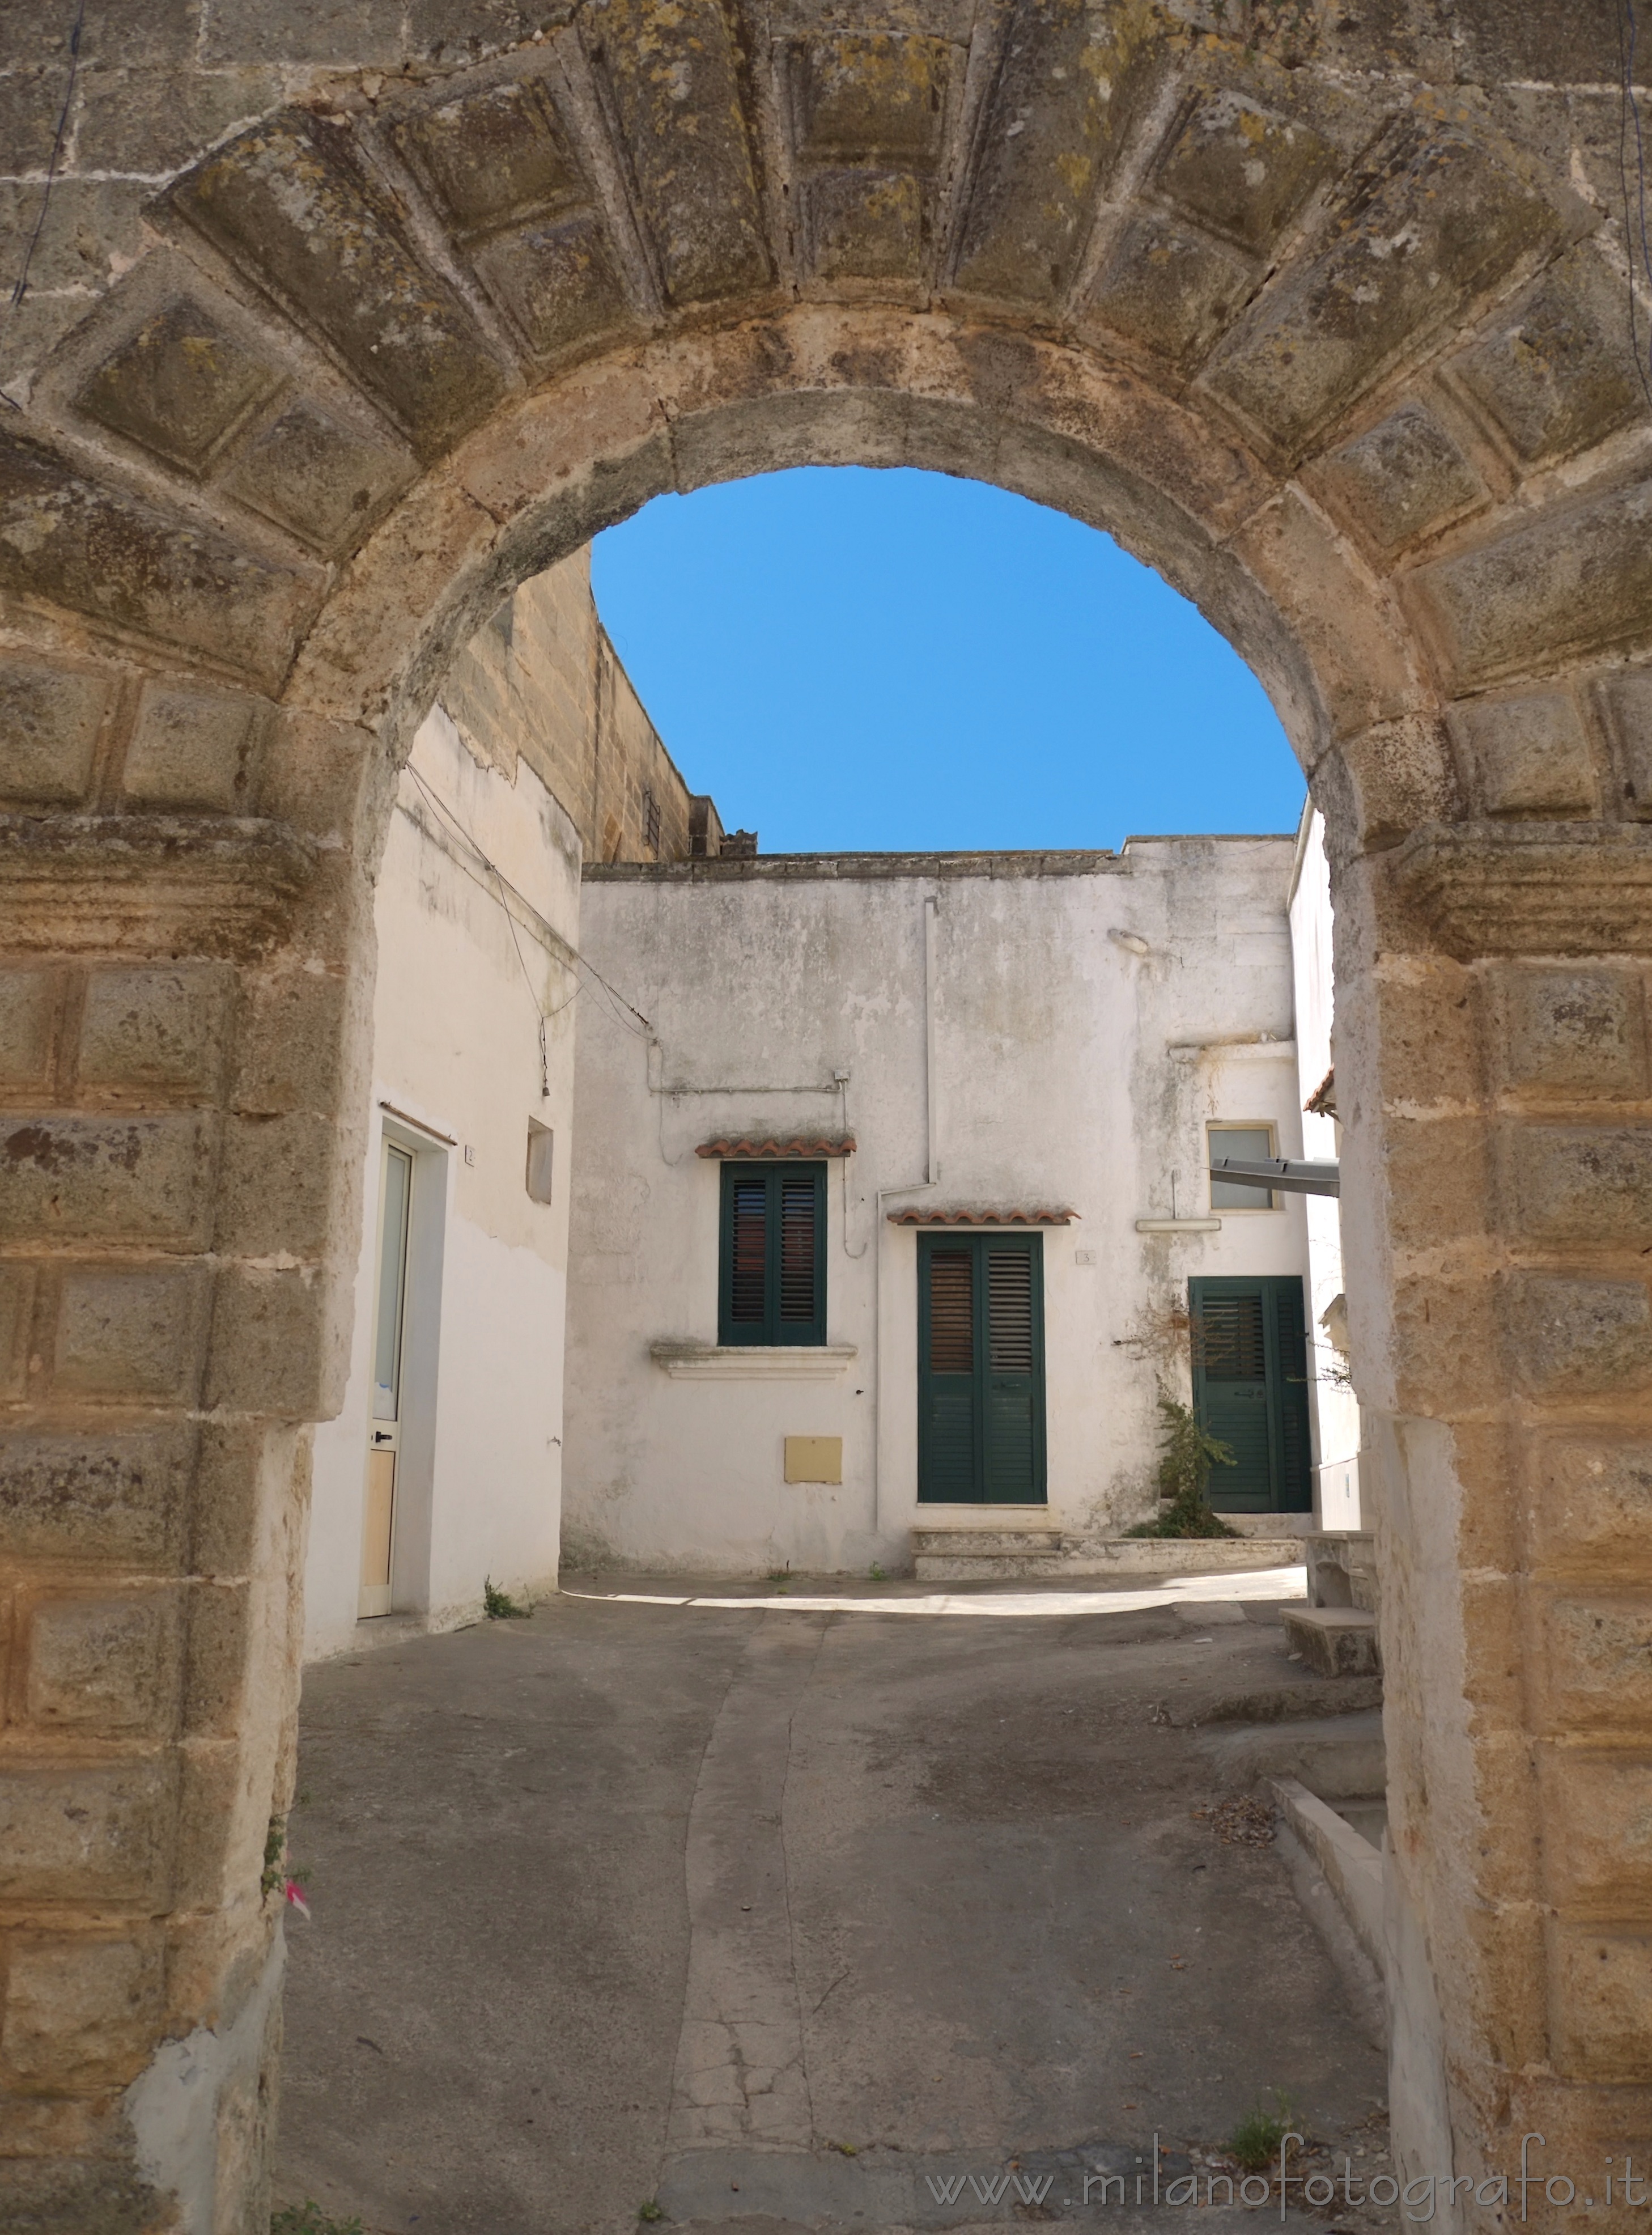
[1227,2091,1296,2173]
[483,1576,530,1619]
[868,1562,887,1582]
[638,2203,665,2223]
[1125,1394,1239,1540]
[271,2203,364,2235]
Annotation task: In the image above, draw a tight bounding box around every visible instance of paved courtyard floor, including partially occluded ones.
[276,1572,1391,2234]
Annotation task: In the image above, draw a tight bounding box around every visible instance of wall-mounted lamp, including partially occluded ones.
[1109,929,1150,956]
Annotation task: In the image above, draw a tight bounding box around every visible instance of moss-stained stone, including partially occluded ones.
[0,433,316,686]
[1313,402,1485,554]
[1084,210,1258,368]
[1203,118,1563,460]
[581,0,771,304]
[168,112,508,460]
[949,0,1164,307]
[1152,88,1338,257]
[220,398,413,556]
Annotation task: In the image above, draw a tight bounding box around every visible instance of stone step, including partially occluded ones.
[1281,1605,1381,1677]
[911,1533,1306,1582]
[909,1527,1065,1558]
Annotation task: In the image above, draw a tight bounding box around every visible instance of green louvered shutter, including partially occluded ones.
[719,1163,826,1345]
[1190,1275,1313,1513]
[919,1234,1046,1504]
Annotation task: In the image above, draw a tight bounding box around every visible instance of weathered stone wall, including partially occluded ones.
[2,2,1651,2226]
[438,546,700,863]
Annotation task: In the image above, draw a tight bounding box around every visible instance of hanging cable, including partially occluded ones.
[1620,0,1652,408]
[1,0,86,409]
[398,758,655,1100]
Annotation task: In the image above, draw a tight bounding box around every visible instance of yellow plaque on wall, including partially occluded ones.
[784,1436,843,1485]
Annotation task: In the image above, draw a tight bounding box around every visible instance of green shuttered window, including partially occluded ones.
[918,1233,1047,1504]
[718,1163,827,1346]
[1188,1275,1313,1513]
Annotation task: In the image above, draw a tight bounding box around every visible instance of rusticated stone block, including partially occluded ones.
[0,1427,193,1566]
[74,297,281,476]
[1548,1922,1652,2082]
[1491,966,1644,1095]
[1204,120,1561,459]
[1598,669,1652,817]
[2,1112,217,1245]
[1451,691,1598,816]
[1540,1594,1652,1729]
[1505,1274,1652,1397]
[394,71,587,230]
[584,0,770,306]
[222,398,413,557]
[0,1261,31,1399]
[1526,1439,1652,1576]
[949,0,1163,306]
[23,1589,180,1734]
[0,432,315,689]
[231,963,354,1116]
[0,1761,176,1903]
[1085,214,1258,370]
[793,33,950,164]
[1,1933,165,2089]
[471,214,632,360]
[1315,403,1485,554]
[1501,1125,1652,1245]
[205,1263,338,1418]
[215,1112,339,1256]
[77,964,233,1100]
[0,965,58,1087]
[0,2161,165,2234]
[1454,246,1645,468]
[1416,482,1652,694]
[1536,1748,1652,1909]
[808,170,925,285]
[54,1265,211,1403]
[181,1582,252,1736]
[1152,89,1337,257]
[169,113,507,461]
[0,661,111,806]
[122,682,264,813]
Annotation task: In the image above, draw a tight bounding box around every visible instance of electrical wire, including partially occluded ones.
[1620,0,1652,408]
[0,0,86,410]
[398,758,655,1098]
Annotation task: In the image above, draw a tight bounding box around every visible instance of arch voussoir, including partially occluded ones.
[3,5,1652,2227]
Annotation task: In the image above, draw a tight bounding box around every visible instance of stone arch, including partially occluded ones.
[2,4,1651,2224]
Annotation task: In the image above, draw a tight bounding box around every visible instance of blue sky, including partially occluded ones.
[591,467,1303,855]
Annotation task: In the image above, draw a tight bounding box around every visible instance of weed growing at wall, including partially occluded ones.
[1126,1396,1238,1539]
[272,2204,364,2235]
[483,1577,532,1618]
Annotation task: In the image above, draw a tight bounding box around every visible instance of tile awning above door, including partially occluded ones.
[695,1135,856,1158]
[888,1207,1077,1225]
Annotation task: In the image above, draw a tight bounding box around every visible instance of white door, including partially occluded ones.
[359,1141,414,1618]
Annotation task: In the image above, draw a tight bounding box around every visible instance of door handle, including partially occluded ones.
[372,1431,393,1446]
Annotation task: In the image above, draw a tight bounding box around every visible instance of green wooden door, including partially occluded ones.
[918,1233,1046,1504]
[1188,1276,1313,1512]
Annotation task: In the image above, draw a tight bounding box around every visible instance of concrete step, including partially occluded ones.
[911,1533,1306,1582]
[1199,1708,1385,1799]
[1281,1605,1381,1677]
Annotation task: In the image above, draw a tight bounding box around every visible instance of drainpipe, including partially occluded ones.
[870,892,940,1549]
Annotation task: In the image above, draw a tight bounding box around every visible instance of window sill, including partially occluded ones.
[649,1342,859,1381]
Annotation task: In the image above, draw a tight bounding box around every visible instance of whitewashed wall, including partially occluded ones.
[303,703,580,1660]
[1288,807,1363,1529]
[563,839,1316,1577]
